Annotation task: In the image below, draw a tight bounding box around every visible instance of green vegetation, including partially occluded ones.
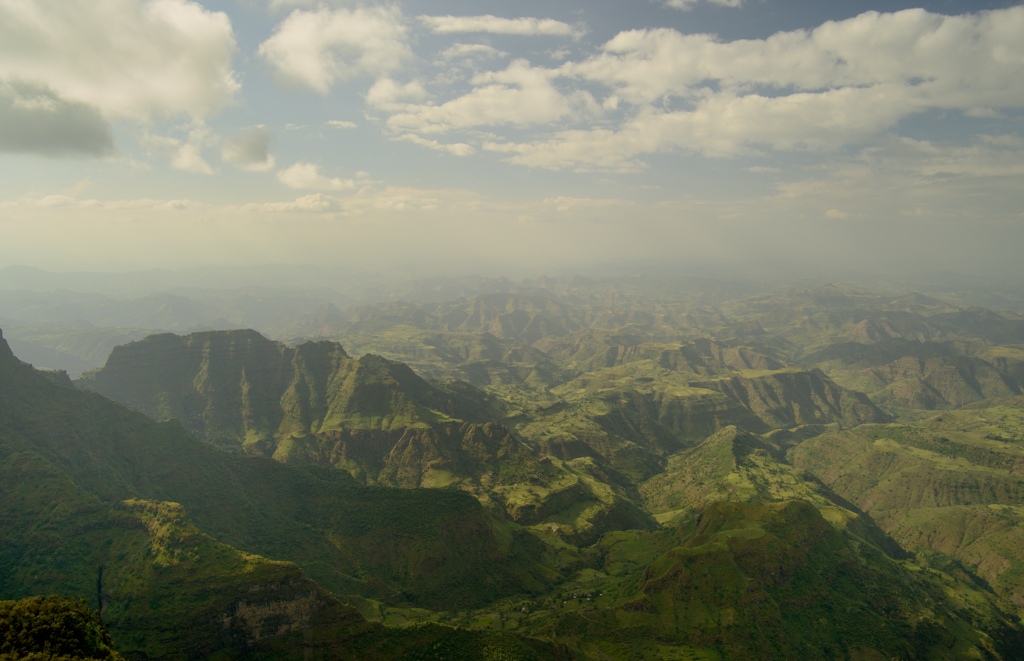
[791,404,1024,613]
[0,596,123,661]
[7,279,1024,659]
[0,331,566,657]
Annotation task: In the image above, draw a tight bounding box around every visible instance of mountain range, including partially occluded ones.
[4,276,1024,659]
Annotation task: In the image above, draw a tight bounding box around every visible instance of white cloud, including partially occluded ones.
[0,0,238,120]
[0,80,115,156]
[239,185,477,216]
[251,192,339,212]
[856,135,1024,181]
[171,143,214,175]
[267,0,314,9]
[221,126,274,171]
[385,59,596,133]
[484,7,1024,170]
[438,44,507,61]
[396,134,476,157]
[569,9,1024,106]
[758,134,1024,235]
[661,0,743,10]
[326,119,357,129]
[484,129,647,173]
[979,134,1024,149]
[365,77,428,110]
[542,196,634,213]
[258,6,411,93]
[419,15,583,38]
[484,86,900,170]
[965,107,1002,119]
[143,126,215,174]
[277,162,355,190]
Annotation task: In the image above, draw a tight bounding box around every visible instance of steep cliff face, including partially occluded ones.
[0,327,23,370]
[692,368,890,429]
[77,330,294,450]
[2,333,563,628]
[537,333,782,376]
[100,499,376,659]
[335,329,576,390]
[77,331,531,490]
[75,331,632,541]
[593,386,767,444]
[803,339,1022,411]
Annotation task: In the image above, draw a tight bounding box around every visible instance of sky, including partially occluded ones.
[0,0,1022,279]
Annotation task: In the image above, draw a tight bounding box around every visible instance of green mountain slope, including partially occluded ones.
[325,326,574,390]
[0,329,567,656]
[513,361,886,488]
[791,406,1024,612]
[690,368,890,429]
[802,339,1022,413]
[536,334,783,377]
[76,331,529,484]
[75,330,653,542]
[421,423,1024,659]
[9,273,1024,659]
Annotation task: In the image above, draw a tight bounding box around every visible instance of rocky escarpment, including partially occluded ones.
[691,368,890,429]
[803,339,1022,410]
[538,333,782,376]
[75,330,635,541]
[76,331,532,489]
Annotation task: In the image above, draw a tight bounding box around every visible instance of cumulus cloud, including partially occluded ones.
[365,78,428,110]
[144,126,215,174]
[438,44,507,61]
[419,15,583,38]
[484,129,648,173]
[480,7,1024,170]
[170,144,214,175]
[568,9,1024,105]
[326,119,357,129]
[483,85,913,170]
[277,162,355,190]
[0,80,115,156]
[0,0,238,120]
[258,6,411,93]
[221,126,274,171]
[385,59,596,133]
[395,134,476,157]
